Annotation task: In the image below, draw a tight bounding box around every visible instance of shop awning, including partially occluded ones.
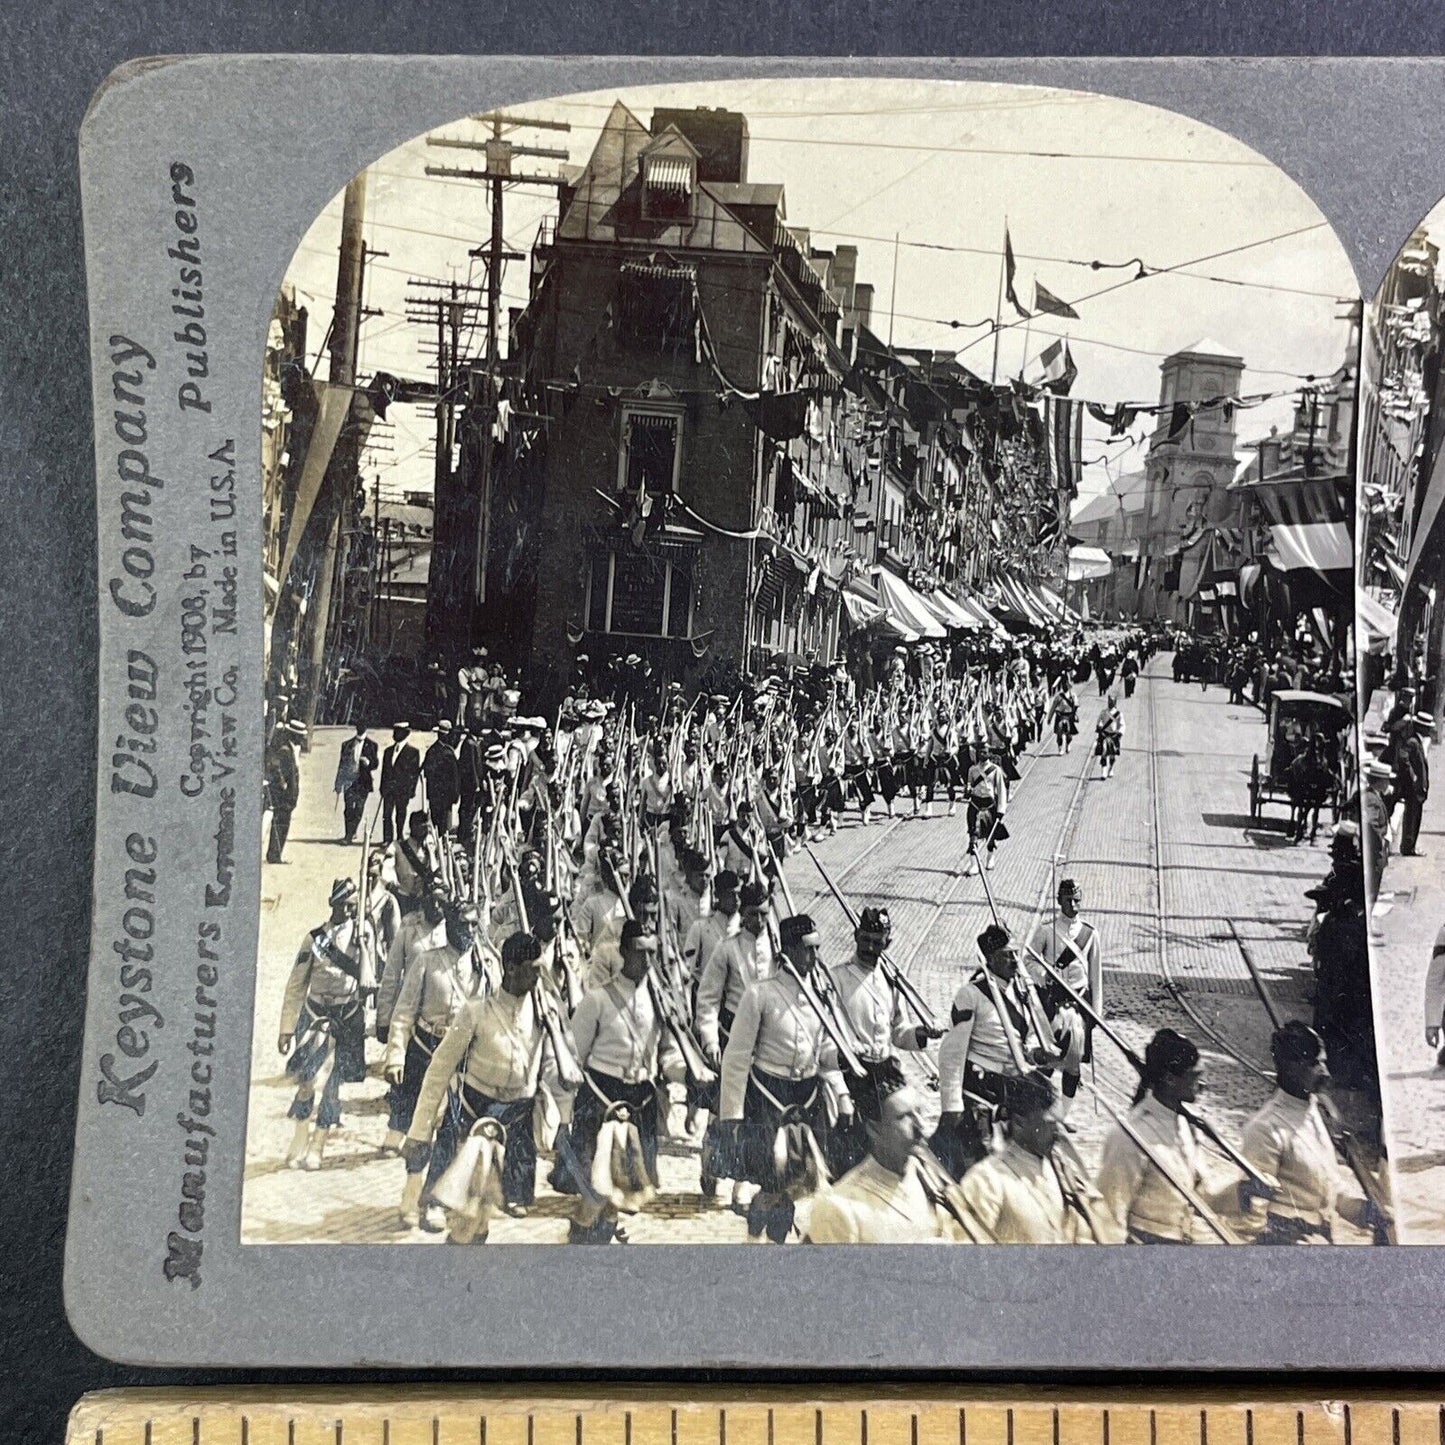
[957,593,1009,635]
[841,588,887,630]
[1066,545,1113,582]
[997,575,1052,628]
[925,588,979,630]
[1358,589,1398,656]
[874,567,947,639]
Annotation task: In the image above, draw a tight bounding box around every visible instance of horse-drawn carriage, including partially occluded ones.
[1247,689,1353,831]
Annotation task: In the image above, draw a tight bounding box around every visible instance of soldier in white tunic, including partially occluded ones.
[932,924,1059,1179]
[1094,1028,1242,1243]
[805,1058,971,1243]
[382,900,488,1175]
[401,931,556,1237]
[959,1072,1113,1243]
[1239,1021,1382,1244]
[1026,878,1102,1108]
[556,921,686,1243]
[828,906,942,1174]
[721,912,847,1242]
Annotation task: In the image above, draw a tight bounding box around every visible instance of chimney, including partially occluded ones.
[854,283,874,335]
[649,107,749,183]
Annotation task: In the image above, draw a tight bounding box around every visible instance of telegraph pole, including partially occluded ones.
[423,112,570,635]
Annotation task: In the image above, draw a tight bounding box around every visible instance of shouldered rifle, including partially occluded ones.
[1018,937,1275,1196]
[910,1143,996,1243]
[763,839,868,1079]
[1090,1086,1241,1244]
[801,842,942,1080]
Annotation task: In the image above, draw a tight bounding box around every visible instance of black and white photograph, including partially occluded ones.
[241,76,1389,1248]
[1357,204,1445,1242]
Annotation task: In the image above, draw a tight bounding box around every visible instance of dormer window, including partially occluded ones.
[642,154,694,221]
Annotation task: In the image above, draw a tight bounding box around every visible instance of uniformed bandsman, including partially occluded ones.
[278,877,377,1171]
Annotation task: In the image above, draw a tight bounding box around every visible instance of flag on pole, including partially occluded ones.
[1033,281,1080,319]
[1004,229,1030,319]
[1033,338,1078,396]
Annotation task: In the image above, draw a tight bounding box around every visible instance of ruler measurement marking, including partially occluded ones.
[1103,1408,1111,1445]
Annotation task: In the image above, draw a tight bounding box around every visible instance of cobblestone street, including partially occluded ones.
[241,657,1344,1244]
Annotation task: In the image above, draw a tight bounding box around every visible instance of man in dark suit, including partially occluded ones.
[1398,712,1433,857]
[457,723,485,844]
[334,722,379,844]
[422,719,461,837]
[379,722,421,844]
[265,718,306,862]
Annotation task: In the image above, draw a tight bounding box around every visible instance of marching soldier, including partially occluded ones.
[394,809,442,913]
[962,747,1009,874]
[805,1058,971,1243]
[958,1072,1113,1242]
[277,878,377,1171]
[401,931,557,1239]
[828,906,943,1175]
[720,913,847,1242]
[376,886,447,1045]
[1049,681,1079,754]
[1095,694,1123,781]
[1026,878,1102,1108]
[1239,1021,1383,1244]
[382,899,489,1172]
[683,867,740,987]
[1094,1027,1240,1244]
[558,920,687,1243]
[932,924,1058,1179]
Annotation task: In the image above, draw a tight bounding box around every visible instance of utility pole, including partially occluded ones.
[407,276,485,652]
[300,169,368,748]
[422,112,570,646]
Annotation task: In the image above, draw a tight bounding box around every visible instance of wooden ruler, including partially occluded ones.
[64,1389,1445,1445]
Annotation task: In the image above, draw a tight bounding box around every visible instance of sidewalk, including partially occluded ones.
[1368,731,1445,1241]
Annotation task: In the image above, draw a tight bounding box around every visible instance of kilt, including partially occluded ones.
[1095,730,1121,761]
[1053,711,1078,738]
[423,1081,537,1207]
[844,763,875,808]
[387,1024,444,1134]
[967,799,1009,847]
[549,1069,661,1198]
[875,756,902,803]
[928,1064,1013,1180]
[734,1069,829,1189]
[285,997,365,1128]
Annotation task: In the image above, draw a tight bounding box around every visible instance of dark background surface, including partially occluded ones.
[7,3,1445,1440]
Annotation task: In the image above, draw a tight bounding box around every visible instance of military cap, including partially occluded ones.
[779,913,820,947]
[1270,1019,1324,1066]
[619,918,657,949]
[739,880,769,909]
[407,809,428,829]
[680,848,710,875]
[977,923,1012,956]
[857,906,891,935]
[328,877,358,905]
[713,869,742,894]
[501,931,543,967]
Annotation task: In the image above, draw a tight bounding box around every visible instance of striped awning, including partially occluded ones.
[646,157,693,194]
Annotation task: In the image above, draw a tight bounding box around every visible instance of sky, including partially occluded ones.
[282,77,1360,513]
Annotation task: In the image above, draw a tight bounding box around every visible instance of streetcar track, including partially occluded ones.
[1145,663,1273,1081]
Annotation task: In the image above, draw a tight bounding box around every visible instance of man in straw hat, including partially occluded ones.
[379,721,421,845]
[264,716,307,862]
[1397,711,1432,857]
[277,877,376,1171]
